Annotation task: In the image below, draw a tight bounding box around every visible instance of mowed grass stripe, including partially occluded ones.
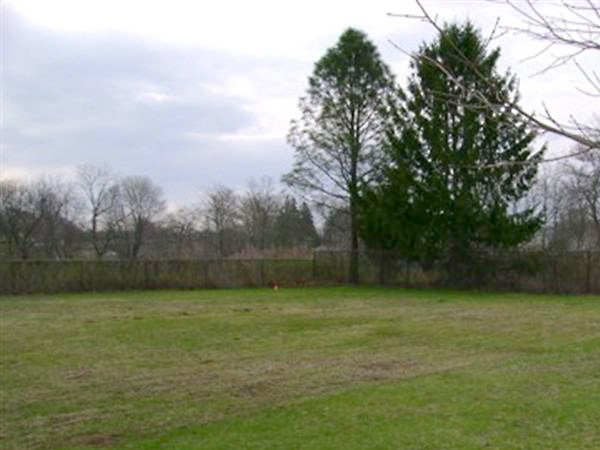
[0,287,598,449]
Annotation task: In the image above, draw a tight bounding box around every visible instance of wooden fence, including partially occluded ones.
[0,259,314,295]
[1,251,598,295]
[314,250,600,294]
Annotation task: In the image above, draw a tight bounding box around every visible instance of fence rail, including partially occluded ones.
[314,250,600,294]
[1,251,598,295]
[0,259,314,295]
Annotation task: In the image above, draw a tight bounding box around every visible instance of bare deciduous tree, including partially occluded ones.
[35,177,81,259]
[76,165,119,259]
[391,0,599,160]
[200,186,240,257]
[529,144,599,251]
[0,177,79,259]
[160,206,200,259]
[112,176,166,260]
[565,149,600,248]
[240,177,280,251]
[0,179,45,259]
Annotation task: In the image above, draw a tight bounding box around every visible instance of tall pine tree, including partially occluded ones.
[283,28,397,283]
[360,22,544,274]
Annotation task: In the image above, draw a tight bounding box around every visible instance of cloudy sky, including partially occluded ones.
[1,0,597,207]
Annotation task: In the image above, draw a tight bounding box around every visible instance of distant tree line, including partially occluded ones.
[0,169,329,261]
[527,149,600,252]
[3,150,594,262]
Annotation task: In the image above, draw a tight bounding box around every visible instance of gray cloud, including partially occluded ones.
[4,2,587,207]
[2,8,296,204]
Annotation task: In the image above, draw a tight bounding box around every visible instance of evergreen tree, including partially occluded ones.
[299,202,321,247]
[273,197,299,248]
[360,22,544,274]
[322,208,351,250]
[274,197,320,248]
[283,28,397,282]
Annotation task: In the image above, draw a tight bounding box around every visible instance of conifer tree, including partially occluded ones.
[284,28,397,282]
[361,22,544,274]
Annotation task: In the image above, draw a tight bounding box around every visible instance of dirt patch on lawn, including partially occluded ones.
[236,380,272,398]
[351,358,420,381]
[82,433,122,447]
[359,359,417,373]
[64,368,94,380]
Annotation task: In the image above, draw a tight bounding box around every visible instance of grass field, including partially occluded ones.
[1,287,599,450]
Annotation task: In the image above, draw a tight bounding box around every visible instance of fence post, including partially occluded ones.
[542,251,548,293]
[9,261,17,294]
[78,260,85,291]
[312,252,317,283]
[203,261,209,288]
[586,251,591,294]
[377,251,383,285]
[552,256,558,293]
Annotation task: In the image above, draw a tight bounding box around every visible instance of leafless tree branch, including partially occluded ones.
[388,0,600,167]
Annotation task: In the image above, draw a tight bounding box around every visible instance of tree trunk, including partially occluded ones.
[349,197,360,284]
[131,219,144,260]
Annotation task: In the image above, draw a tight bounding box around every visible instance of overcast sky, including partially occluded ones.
[1,0,597,207]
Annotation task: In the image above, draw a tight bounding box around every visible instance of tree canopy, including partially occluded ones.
[360,22,544,274]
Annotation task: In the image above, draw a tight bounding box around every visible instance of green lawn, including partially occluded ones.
[1,287,599,449]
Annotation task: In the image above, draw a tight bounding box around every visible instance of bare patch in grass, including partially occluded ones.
[359,359,418,373]
[236,380,273,398]
[47,408,102,427]
[64,368,93,380]
[82,433,122,447]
